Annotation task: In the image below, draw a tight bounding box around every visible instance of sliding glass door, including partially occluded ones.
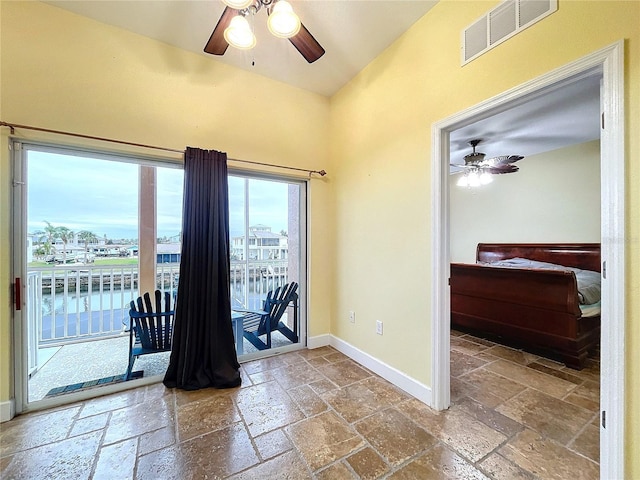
[13,142,307,411]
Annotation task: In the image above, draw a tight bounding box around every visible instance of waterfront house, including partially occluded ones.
[156,243,181,264]
[232,225,288,261]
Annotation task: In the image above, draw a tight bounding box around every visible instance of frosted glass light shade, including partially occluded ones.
[456,175,469,187]
[467,171,481,187]
[479,171,493,184]
[224,15,256,50]
[267,0,301,38]
[222,0,253,9]
[457,168,493,188]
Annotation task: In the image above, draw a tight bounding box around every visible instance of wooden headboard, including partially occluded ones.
[476,243,601,272]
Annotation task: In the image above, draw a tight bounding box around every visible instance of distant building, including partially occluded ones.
[157,243,181,264]
[231,225,287,261]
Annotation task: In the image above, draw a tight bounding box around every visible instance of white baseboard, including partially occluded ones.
[307,333,331,349]
[1,399,15,422]
[328,335,432,407]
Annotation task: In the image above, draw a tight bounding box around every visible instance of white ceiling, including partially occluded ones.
[449,73,602,169]
[44,0,601,162]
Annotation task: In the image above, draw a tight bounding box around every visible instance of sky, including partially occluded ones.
[27,150,292,242]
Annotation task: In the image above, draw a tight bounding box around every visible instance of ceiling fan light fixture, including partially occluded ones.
[466,170,481,187]
[456,175,470,187]
[479,170,493,185]
[457,167,492,188]
[224,14,257,50]
[222,0,254,10]
[267,0,301,38]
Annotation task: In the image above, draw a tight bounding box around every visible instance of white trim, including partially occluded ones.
[430,128,451,411]
[330,335,432,405]
[307,333,330,349]
[598,40,625,478]
[12,141,27,415]
[0,399,15,422]
[431,41,625,478]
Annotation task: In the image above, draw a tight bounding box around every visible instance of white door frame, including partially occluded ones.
[430,41,625,478]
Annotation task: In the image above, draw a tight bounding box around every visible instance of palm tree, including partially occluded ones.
[30,230,49,260]
[56,226,74,264]
[43,221,58,259]
[77,230,98,263]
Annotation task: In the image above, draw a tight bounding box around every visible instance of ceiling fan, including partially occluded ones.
[204,0,325,64]
[452,139,524,187]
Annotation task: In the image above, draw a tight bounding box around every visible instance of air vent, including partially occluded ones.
[490,1,517,45]
[462,0,557,65]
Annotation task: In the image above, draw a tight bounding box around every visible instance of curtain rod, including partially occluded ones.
[0,121,327,177]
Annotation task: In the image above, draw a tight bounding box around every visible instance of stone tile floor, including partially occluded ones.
[1,331,599,479]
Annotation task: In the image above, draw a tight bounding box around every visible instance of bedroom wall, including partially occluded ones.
[450,140,601,264]
[329,0,638,474]
[0,1,333,414]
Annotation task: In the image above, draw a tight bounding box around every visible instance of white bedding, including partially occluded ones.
[580,301,601,318]
[482,257,601,305]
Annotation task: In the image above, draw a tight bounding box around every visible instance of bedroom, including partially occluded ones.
[447,113,603,462]
[446,62,602,362]
[449,138,601,357]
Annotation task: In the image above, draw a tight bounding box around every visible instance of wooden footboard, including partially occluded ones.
[450,243,601,369]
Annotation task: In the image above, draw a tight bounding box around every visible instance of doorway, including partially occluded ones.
[430,41,625,478]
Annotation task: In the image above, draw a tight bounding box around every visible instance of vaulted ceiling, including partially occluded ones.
[45,0,438,97]
[44,0,601,161]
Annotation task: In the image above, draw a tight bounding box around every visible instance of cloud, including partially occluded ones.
[27,151,296,241]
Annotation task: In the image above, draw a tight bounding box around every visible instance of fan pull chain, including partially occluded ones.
[250,12,256,67]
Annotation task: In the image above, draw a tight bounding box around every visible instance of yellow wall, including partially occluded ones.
[329,0,638,475]
[451,141,601,263]
[0,1,332,405]
[2,0,639,476]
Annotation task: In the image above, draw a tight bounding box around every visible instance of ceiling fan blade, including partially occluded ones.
[289,22,325,63]
[204,6,236,55]
[487,164,519,174]
[486,155,524,166]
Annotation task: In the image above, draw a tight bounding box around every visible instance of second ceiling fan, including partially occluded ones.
[204,0,325,64]
[452,139,524,187]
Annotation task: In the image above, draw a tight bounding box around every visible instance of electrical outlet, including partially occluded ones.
[349,311,356,323]
[376,320,383,335]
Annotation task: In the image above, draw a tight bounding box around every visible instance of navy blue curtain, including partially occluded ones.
[163,147,241,390]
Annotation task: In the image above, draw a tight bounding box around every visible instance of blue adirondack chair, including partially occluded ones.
[238,282,299,350]
[125,290,174,380]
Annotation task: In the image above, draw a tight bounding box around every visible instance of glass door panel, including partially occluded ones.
[229,174,306,356]
[24,147,141,403]
[156,166,184,296]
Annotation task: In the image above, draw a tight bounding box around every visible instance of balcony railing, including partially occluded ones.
[26,260,290,374]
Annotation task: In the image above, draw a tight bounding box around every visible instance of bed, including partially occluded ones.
[450,243,601,369]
